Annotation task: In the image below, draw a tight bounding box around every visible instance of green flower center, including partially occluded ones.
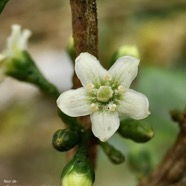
[96,86,113,102]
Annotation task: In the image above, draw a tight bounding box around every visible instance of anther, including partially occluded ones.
[108,104,117,112]
[118,85,125,94]
[86,84,95,92]
[104,74,112,81]
[90,103,99,111]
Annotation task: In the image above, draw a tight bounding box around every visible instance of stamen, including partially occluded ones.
[118,85,125,94]
[90,103,99,111]
[108,104,117,112]
[104,74,112,81]
[86,83,95,92]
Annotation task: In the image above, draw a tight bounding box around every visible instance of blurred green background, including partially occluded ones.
[0,0,186,185]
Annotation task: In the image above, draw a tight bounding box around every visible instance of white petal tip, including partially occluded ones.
[12,24,21,30]
[93,132,111,142]
[75,52,95,63]
[99,137,109,142]
[23,29,32,38]
[91,112,120,142]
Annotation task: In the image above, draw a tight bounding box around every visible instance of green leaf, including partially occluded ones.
[0,0,9,14]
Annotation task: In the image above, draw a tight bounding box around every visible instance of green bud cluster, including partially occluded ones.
[3,51,60,98]
[118,119,154,143]
[52,128,80,152]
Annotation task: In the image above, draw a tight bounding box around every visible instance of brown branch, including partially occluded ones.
[70,0,98,58]
[70,0,98,88]
[139,110,186,186]
[69,0,98,168]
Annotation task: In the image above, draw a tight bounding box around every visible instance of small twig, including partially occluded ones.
[139,110,186,186]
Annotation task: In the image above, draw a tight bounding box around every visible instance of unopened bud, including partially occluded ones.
[61,152,95,186]
[52,128,80,152]
[110,45,140,67]
[118,119,154,143]
[66,37,75,62]
[100,142,125,164]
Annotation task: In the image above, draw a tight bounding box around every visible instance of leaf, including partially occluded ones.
[0,0,9,14]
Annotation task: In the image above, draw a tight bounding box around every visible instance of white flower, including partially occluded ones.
[57,52,150,142]
[4,24,32,57]
[0,24,32,81]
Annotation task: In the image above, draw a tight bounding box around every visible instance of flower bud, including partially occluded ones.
[66,37,75,62]
[100,142,125,164]
[52,128,80,152]
[110,45,140,67]
[61,152,95,186]
[118,119,154,143]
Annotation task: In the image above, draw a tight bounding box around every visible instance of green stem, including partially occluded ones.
[76,131,90,155]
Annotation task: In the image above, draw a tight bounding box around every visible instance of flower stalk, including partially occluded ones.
[61,132,95,186]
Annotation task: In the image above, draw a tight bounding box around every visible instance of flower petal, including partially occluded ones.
[4,24,31,57]
[117,89,150,119]
[57,87,92,117]
[75,52,107,86]
[90,111,119,142]
[109,56,139,88]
